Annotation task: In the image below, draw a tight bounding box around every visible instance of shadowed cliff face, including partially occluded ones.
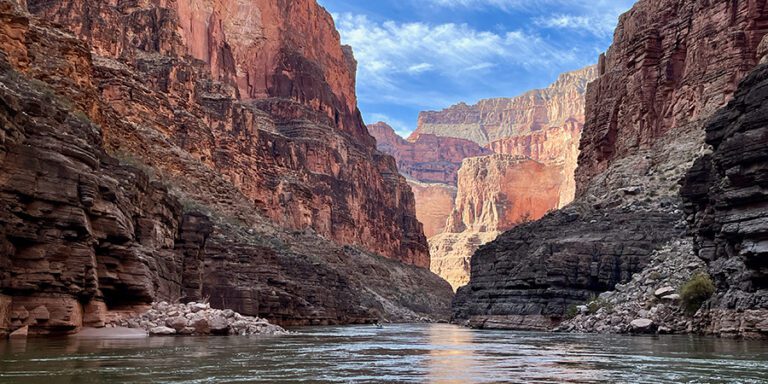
[453,0,768,329]
[0,0,453,336]
[25,0,429,268]
[681,62,768,339]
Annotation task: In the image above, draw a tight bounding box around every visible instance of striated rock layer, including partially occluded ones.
[453,0,768,329]
[0,0,452,336]
[681,63,768,339]
[369,122,490,185]
[413,66,596,146]
[407,181,457,238]
[414,68,595,290]
[28,0,428,267]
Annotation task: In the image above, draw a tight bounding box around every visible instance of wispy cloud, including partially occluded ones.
[334,13,579,97]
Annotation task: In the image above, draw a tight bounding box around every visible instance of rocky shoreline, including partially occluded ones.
[108,302,288,337]
[556,239,707,335]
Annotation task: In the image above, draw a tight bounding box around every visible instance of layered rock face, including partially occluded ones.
[429,155,565,290]
[576,0,768,196]
[453,0,768,329]
[0,0,452,336]
[369,122,490,185]
[681,63,768,339]
[407,181,457,238]
[28,0,428,267]
[413,67,596,146]
[405,68,595,290]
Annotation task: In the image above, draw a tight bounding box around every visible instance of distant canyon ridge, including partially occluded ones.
[369,66,597,289]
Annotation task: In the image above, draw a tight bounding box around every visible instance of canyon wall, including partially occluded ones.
[26,0,428,267]
[407,181,457,238]
[413,67,596,146]
[454,0,768,331]
[0,0,452,336]
[369,122,490,185]
[681,61,768,338]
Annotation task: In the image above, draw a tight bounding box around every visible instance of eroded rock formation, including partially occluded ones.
[402,68,595,290]
[369,122,490,185]
[407,181,457,238]
[681,63,768,339]
[453,0,768,330]
[0,0,452,336]
[413,67,596,146]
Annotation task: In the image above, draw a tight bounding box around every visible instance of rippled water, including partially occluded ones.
[1,324,767,383]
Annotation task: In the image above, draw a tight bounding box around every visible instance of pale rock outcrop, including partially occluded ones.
[413,66,596,146]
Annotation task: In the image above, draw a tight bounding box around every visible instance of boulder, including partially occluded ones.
[9,326,28,339]
[629,319,656,333]
[166,316,188,331]
[654,287,675,298]
[149,326,176,336]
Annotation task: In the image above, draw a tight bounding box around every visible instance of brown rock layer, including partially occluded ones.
[407,181,457,238]
[27,0,429,267]
[576,0,768,197]
[408,68,595,290]
[453,0,768,329]
[369,122,490,185]
[0,0,452,336]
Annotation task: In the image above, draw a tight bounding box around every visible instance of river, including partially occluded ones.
[1,324,767,383]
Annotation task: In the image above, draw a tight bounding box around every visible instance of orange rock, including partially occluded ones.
[413,66,596,146]
[9,325,28,339]
[408,181,456,238]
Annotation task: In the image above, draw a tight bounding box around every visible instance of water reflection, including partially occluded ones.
[426,321,478,383]
[0,324,767,383]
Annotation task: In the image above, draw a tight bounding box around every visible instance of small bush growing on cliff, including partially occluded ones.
[680,273,716,315]
[564,304,579,320]
[587,297,614,315]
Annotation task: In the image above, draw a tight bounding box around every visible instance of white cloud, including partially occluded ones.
[407,63,435,74]
[423,0,635,37]
[334,13,579,95]
[534,14,618,37]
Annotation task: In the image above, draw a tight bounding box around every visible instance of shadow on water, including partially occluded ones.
[1,324,767,383]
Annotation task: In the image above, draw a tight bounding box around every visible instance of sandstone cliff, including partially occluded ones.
[407,181,457,238]
[0,0,452,336]
[413,66,596,146]
[369,122,490,185]
[453,0,768,330]
[28,0,428,267]
[412,68,595,290]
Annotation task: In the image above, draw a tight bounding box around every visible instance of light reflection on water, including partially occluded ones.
[1,324,767,383]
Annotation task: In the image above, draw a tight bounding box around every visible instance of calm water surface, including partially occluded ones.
[1,324,767,383]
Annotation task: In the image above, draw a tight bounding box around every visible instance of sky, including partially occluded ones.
[316,0,636,137]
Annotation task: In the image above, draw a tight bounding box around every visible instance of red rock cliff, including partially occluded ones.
[369,122,491,185]
[454,0,768,331]
[0,0,454,336]
[27,0,429,267]
[576,0,768,196]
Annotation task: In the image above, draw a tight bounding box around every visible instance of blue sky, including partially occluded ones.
[316,0,636,137]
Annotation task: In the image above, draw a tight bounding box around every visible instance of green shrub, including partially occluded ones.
[587,297,614,315]
[564,304,579,320]
[680,273,716,315]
